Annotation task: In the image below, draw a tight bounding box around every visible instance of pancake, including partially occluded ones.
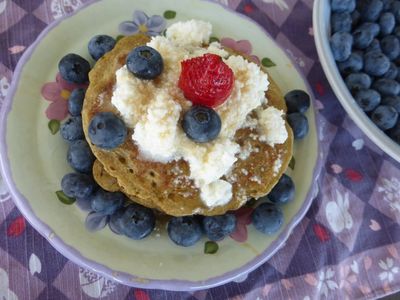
[92,159,120,192]
[82,34,293,216]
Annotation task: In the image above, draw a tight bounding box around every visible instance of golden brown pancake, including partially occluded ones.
[83,34,293,216]
[92,160,120,192]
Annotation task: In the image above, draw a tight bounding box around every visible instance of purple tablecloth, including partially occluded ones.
[1,0,400,299]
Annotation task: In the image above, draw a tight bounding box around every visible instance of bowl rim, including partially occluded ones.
[0,0,323,291]
[313,0,400,162]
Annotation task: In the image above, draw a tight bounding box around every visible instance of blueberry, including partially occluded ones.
[353,23,380,49]
[365,39,381,53]
[118,204,155,240]
[394,26,400,39]
[364,51,390,76]
[380,35,400,60]
[88,35,116,61]
[109,208,125,235]
[356,0,366,10]
[368,22,381,35]
[268,174,295,204]
[390,1,400,22]
[371,105,399,129]
[330,32,353,61]
[383,63,398,79]
[284,90,311,114]
[360,0,383,22]
[345,72,372,91]
[338,52,363,75]
[202,214,236,241]
[251,203,283,235]
[331,12,352,32]
[365,22,381,35]
[382,0,394,11]
[61,173,94,198]
[75,197,92,212]
[382,96,400,112]
[354,89,381,111]
[67,140,95,173]
[58,53,90,84]
[388,122,400,143]
[60,116,84,142]
[182,105,221,143]
[393,57,400,65]
[126,46,163,80]
[372,78,400,96]
[88,112,127,150]
[167,216,202,247]
[351,10,361,27]
[352,30,374,50]
[379,12,396,35]
[331,0,356,13]
[90,190,125,215]
[68,88,85,116]
[287,112,309,139]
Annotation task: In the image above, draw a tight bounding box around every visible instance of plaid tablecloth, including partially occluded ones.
[0,0,400,299]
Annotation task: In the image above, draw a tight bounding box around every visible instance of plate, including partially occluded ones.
[0,0,321,291]
[313,0,400,162]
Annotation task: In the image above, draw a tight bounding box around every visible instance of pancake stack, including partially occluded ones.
[82,34,293,216]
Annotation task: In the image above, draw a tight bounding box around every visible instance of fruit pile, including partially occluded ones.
[329,0,400,142]
[55,32,310,249]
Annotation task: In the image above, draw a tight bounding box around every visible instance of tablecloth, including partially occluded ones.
[0,0,400,299]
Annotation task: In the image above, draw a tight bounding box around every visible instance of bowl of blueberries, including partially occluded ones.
[313,0,400,161]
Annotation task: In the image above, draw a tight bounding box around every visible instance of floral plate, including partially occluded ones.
[0,0,321,291]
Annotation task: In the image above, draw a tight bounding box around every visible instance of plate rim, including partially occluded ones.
[313,0,400,162]
[0,0,323,291]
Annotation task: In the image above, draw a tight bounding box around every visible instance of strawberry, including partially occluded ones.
[178,53,234,107]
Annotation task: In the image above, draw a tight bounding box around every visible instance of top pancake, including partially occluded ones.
[82,34,293,216]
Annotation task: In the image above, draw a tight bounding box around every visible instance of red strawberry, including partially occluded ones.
[178,53,234,108]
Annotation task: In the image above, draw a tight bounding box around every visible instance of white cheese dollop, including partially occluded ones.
[111,20,286,207]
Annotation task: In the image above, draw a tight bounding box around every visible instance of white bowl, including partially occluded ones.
[313,0,400,161]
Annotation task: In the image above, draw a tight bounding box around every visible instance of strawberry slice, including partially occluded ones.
[178,53,234,107]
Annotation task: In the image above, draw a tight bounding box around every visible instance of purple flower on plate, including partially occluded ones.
[220,38,260,64]
[41,73,87,121]
[119,10,166,36]
[230,206,254,242]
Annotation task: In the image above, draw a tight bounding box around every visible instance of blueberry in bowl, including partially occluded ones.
[314,0,400,162]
